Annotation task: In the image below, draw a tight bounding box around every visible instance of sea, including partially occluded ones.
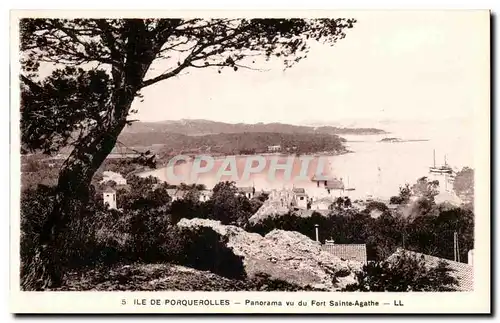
[138,118,474,200]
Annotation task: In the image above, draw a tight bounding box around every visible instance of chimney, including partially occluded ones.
[314,224,319,242]
[468,249,474,266]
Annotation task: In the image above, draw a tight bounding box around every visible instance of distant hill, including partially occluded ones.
[122,119,387,136]
[117,131,348,156]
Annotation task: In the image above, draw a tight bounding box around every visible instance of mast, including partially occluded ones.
[433,149,436,168]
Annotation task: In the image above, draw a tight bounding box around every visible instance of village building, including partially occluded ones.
[267,145,282,153]
[468,249,474,266]
[103,187,117,209]
[199,189,213,202]
[311,175,345,194]
[238,186,256,199]
[321,242,368,264]
[269,188,296,207]
[292,188,308,209]
[311,196,335,210]
[166,188,187,202]
[166,188,214,203]
[325,179,345,197]
[387,249,474,291]
[434,190,463,206]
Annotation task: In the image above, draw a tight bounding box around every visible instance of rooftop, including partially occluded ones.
[311,174,336,182]
[312,197,335,205]
[292,188,306,194]
[322,243,367,264]
[325,179,345,190]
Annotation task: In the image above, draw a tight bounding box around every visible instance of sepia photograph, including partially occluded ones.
[10,9,490,314]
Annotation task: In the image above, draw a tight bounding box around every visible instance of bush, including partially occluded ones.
[343,251,459,292]
[390,196,403,204]
[20,186,134,289]
[174,226,247,280]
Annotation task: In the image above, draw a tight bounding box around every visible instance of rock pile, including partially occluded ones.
[177,218,362,290]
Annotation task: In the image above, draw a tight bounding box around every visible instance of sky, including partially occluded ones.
[131,11,489,125]
[37,11,489,125]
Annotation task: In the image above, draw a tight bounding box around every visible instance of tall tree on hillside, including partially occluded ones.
[453,167,474,208]
[19,18,356,289]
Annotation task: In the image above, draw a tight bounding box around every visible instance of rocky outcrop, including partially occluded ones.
[177,218,362,291]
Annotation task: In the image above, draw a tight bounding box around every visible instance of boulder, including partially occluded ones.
[177,218,362,290]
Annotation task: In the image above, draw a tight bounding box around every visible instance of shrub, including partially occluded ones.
[390,196,403,204]
[129,209,173,262]
[174,227,246,280]
[343,251,459,291]
[20,186,132,289]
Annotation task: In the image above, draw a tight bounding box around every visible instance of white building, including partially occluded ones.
[267,145,282,153]
[311,196,335,210]
[199,190,213,202]
[103,187,117,209]
[238,187,256,199]
[468,249,474,266]
[292,188,308,209]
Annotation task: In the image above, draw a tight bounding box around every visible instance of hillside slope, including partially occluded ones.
[122,119,386,136]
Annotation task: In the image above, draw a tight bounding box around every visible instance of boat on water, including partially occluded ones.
[429,149,453,174]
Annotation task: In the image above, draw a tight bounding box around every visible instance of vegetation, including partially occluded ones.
[248,177,474,263]
[117,131,347,156]
[453,167,474,209]
[343,251,459,292]
[21,172,473,291]
[20,18,357,288]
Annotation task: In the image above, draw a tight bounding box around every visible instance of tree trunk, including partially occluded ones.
[23,25,158,290]
[25,121,127,290]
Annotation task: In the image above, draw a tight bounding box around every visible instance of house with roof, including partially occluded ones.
[321,241,368,264]
[166,188,188,202]
[311,196,335,210]
[103,187,117,209]
[237,186,256,199]
[166,188,213,203]
[311,175,345,195]
[292,187,308,208]
[267,145,282,153]
[387,249,474,291]
[199,189,213,202]
[325,179,345,196]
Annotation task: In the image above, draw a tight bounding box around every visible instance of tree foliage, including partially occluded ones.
[19,18,357,289]
[411,176,440,200]
[210,181,253,226]
[20,18,356,155]
[344,251,459,292]
[248,201,474,263]
[453,167,474,208]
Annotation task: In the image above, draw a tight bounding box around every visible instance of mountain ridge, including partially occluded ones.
[123,119,387,136]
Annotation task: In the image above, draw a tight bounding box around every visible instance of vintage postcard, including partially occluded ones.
[10,10,491,314]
